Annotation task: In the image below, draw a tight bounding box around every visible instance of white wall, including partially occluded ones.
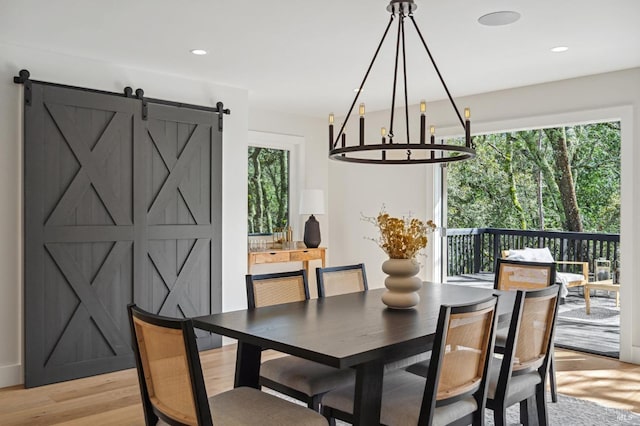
[248,108,329,298]
[329,68,640,363]
[0,42,254,388]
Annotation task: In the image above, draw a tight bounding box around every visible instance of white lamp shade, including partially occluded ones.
[299,189,325,215]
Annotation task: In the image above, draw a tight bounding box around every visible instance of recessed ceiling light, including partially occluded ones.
[190,49,207,56]
[551,46,569,53]
[353,88,363,93]
[478,11,521,26]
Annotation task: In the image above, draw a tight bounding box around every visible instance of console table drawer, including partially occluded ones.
[253,252,291,264]
[248,247,326,275]
[290,249,322,261]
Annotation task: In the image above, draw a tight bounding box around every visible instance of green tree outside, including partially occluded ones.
[248,147,290,234]
[447,122,620,233]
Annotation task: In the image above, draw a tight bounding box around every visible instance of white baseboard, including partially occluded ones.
[0,363,22,389]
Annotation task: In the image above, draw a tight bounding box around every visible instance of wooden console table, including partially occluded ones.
[247,247,326,275]
[585,279,620,314]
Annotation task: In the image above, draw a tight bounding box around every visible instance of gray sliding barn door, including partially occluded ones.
[140,103,221,349]
[23,83,222,387]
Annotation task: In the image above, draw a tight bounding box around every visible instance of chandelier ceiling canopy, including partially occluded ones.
[328,0,476,165]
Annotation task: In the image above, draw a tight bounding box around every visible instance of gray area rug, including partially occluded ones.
[267,389,640,425]
[484,393,640,426]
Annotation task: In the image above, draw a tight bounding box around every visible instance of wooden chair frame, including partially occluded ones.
[487,285,560,426]
[127,304,212,426]
[494,258,559,403]
[420,297,498,425]
[322,297,499,426]
[316,263,368,298]
[245,269,332,411]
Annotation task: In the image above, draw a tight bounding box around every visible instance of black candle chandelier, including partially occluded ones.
[328,0,476,165]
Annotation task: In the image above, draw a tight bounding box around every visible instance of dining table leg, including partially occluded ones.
[234,341,262,389]
[353,359,384,426]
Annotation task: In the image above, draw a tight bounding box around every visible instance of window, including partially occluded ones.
[247,131,303,237]
[248,146,290,234]
[445,121,621,233]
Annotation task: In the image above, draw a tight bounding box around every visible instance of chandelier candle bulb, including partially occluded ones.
[328,113,334,150]
[381,127,387,159]
[430,125,435,159]
[464,108,471,147]
[359,103,365,146]
[420,103,426,144]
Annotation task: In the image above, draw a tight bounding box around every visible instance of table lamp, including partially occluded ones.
[299,189,325,248]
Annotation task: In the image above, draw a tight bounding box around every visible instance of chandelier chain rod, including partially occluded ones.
[388,11,404,140]
[401,13,411,148]
[408,15,466,129]
[333,15,395,149]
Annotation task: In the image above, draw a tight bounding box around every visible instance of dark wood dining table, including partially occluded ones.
[193,282,513,426]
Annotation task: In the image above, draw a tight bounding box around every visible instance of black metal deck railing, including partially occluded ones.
[446,228,620,279]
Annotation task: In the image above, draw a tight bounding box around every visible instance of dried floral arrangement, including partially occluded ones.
[363,207,436,259]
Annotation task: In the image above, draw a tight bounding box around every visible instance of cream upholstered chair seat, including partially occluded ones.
[156,387,327,426]
[259,356,355,397]
[485,358,542,405]
[322,369,479,426]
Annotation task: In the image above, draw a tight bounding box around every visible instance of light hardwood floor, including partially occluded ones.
[0,347,638,425]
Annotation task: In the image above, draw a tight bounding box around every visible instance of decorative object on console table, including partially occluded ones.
[299,189,325,248]
[364,206,436,309]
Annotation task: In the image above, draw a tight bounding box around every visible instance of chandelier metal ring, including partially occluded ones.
[328,0,476,165]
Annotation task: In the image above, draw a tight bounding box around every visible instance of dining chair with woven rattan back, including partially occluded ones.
[246,270,310,309]
[487,285,561,426]
[245,270,355,412]
[493,258,560,404]
[127,304,327,426]
[316,263,368,298]
[494,258,557,292]
[322,296,499,425]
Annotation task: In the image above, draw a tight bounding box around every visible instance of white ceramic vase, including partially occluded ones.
[381,258,422,309]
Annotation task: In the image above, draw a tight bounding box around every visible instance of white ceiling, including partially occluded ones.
[1,0,639,118]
